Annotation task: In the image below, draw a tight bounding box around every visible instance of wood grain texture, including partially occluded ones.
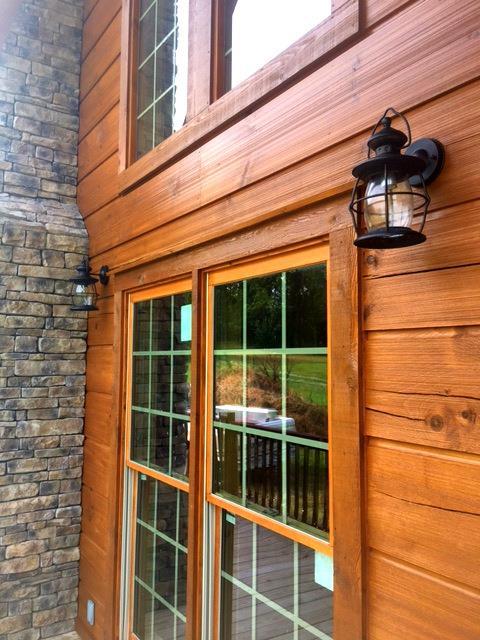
[78,152,119,217]
[84,392,114,448]
[368,440,480,590]
[368,552,480,640]
[81,11,121,99]
[82,0,121,60]
[365,391,480,455]
[86,345,114,394]
[364,264,480,330]
[330,227,364,640]
[78,105,119,180]
[365,327,480,398]
[79,56,120,142]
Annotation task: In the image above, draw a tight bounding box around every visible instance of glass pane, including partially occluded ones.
[220,512,333,639]
[151,355,170,411]
[138,474,156,526]
[130,291,191,480]
[133,582,154,640]
[286,264,327,348]
[212,262,329,538]
[152,296,171,351]
[222,0,332,92]
[132,356,150,407]
[135,0,189,158]
[246,274,282,349]
[134,301,151,352]
[134,477,189,639]
[173,292,192,349]
[171,418,189,479]
[131,411,149,466]
[150,414,170,472]
[138,3,156,64]
[137,107,154,159]
[214,281,243,350]
[286,354,327,440]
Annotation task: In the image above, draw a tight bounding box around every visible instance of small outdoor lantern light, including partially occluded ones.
[70,258,109,312]
[349,107,445,249]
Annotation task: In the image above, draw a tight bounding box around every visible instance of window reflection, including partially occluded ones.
[222,0,332,92]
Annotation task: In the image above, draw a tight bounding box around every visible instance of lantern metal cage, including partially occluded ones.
[349,107,445,249]
[70,259,109,312]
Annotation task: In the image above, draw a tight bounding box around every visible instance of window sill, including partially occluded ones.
[118,0,360,194]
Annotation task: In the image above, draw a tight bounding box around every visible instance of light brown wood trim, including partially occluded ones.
[117,0,360,191]
[329,226,364,640]
[187,0,213,121]
[119,0,139,171]
[185,268,208,640]
[112,289,128,640]
[126,473,139,639]
[127,460,190,492]
[212,506,222,640]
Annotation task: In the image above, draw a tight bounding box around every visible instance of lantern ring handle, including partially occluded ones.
[367,107,412,158]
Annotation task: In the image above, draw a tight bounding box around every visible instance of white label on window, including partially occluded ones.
[314,551,333,591]
[181,304,192,342]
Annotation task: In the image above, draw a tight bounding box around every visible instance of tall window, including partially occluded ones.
[127,280,192,640]
[207,246,333,639]
[135,0,189,158]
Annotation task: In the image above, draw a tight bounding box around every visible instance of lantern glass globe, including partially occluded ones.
[364,172,414,230]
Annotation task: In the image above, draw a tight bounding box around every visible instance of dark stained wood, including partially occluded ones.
[330,227,363,640]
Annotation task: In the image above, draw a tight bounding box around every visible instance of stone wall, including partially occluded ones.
[0,1,86,639]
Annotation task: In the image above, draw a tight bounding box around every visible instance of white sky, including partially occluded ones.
[231,0,331,87]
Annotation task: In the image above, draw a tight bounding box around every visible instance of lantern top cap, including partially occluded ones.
[367,115,408,156]
[70,258,98,286]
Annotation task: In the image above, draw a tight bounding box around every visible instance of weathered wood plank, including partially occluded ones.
[364,264,480,330]
[365,390,480,454]
[365,327,480,398]
[78,105,119,180]
[78,153,119,217]
[82,0,121,60]
[79,56,120,142]
[368,440,480,590]
[81,11,121,99]
[368,552,480,640]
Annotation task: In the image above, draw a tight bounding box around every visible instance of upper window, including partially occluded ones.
[221,0,331,92]
[123,0,359,174]
[135,0,189,159]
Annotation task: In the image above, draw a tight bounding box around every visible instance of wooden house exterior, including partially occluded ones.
[76,0,480,638]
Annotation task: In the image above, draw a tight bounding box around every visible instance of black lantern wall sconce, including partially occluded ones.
[70,258,109,312]
[349,107,445,249]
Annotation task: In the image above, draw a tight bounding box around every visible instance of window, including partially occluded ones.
[221,0,332,93]
[122,240,363,639]
[135,0,189,159]
[126,280,192,640]
[120,0,360,179]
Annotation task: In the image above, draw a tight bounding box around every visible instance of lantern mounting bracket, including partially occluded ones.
[98,265,109,285]
[406,138,445,187]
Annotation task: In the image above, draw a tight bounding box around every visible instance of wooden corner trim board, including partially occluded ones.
[117,0,360,188]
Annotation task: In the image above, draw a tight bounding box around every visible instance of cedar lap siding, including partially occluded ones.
[77,1,480,640]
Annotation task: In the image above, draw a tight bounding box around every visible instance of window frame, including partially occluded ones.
[119,0,360,190]
[205,244,333,557]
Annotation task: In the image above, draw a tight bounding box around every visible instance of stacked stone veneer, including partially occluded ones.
[0,1,87,639]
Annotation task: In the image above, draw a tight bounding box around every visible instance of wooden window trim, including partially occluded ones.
[118,0,360,191]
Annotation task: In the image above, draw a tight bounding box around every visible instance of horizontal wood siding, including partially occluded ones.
[77,0,480,637]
